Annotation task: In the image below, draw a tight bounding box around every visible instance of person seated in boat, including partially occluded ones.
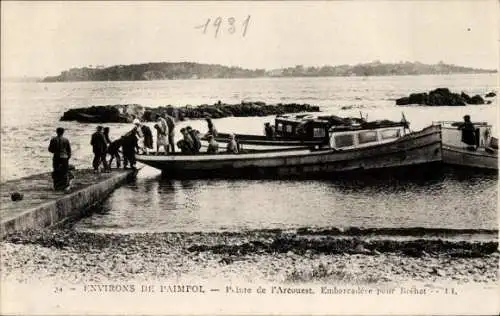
[226,134,239,154]
[177,128,196,154]
[153,123,169,155]
[457,115,477,150]
[205,118,218,137]
[187,126,202,153]
[264,122,275,138]
[206,135,219,154]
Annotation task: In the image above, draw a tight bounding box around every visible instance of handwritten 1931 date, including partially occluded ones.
[195,15,251,38]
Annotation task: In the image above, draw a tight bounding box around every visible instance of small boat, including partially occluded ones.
[136,123,443,179]
[433,121,498,171]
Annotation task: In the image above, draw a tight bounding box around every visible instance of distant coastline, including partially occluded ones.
[40,61,497,83]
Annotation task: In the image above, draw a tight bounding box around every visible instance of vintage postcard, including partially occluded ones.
[0,1,498,315]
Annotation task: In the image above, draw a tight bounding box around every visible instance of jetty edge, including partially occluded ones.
[0,168,139,239]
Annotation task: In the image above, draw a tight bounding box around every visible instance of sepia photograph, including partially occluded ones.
[0,1,498,314]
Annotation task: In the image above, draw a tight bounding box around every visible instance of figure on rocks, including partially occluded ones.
[48,127,72,191]
[90,126,109,173]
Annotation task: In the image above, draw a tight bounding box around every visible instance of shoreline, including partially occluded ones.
[2,227,497,285]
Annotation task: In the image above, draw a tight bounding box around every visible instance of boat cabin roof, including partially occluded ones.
[275,114,406,131]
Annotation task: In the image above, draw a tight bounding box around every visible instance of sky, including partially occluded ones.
[1,1,499,78]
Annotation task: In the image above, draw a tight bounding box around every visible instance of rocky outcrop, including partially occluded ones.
[485,91,496,98]
[396,88,485,106]
[60,102,321,123]
[60,104,145,123]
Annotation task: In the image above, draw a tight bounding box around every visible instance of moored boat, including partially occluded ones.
[136,123,443,179]
[434,121,498,171]
[202,114,409,148]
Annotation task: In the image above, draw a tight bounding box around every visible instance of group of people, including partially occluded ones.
[264,122,276,138]
[47,114,243,191]
[152,114,176,154]
[90,125,140,172]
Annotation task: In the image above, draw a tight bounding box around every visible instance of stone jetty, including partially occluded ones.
[395,88,491,106]
[0,168,138,239]
[60,102,321,123]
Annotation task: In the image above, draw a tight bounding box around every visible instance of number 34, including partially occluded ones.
[195,16,251,38]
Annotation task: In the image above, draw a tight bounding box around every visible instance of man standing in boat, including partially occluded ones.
[205,117,218,137]
[165,114,176,153]
[457,115,477,150]
[153,123,169,155]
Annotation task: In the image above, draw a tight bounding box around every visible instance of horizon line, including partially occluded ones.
[8,60,498,79]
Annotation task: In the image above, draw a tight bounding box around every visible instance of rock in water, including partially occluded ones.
[395,97,410,105]
[61,104,144,123]
[485,92,496,98]
[394,88,487,106]
[468,95,485,105]
[60,103,321,123]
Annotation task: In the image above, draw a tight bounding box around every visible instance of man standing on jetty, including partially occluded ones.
[90,126,109,173]
[48,127,72,191]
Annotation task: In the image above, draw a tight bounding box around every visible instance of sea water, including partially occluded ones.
[1,74,497,233]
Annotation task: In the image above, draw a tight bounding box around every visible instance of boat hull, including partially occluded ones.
[442,145,498,171]
[137,125,442,178]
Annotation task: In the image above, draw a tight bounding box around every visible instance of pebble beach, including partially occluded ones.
[2,227,497,286]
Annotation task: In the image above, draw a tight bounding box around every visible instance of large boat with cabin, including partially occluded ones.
[136,116,443,178]
[433,121,498,171]
[202,114,415,148]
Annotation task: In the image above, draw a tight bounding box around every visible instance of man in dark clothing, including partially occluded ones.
[122,129,138,169]
[187,126,201,153]
[90,126,109,172]
[103,127,112,145]
[177,128,196,154]
[458,115,476,149]
[102,127,113,171]
[264,122,275,138]
[108,137,123,169]
[48,127,72,191]
[141,124,154,154]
